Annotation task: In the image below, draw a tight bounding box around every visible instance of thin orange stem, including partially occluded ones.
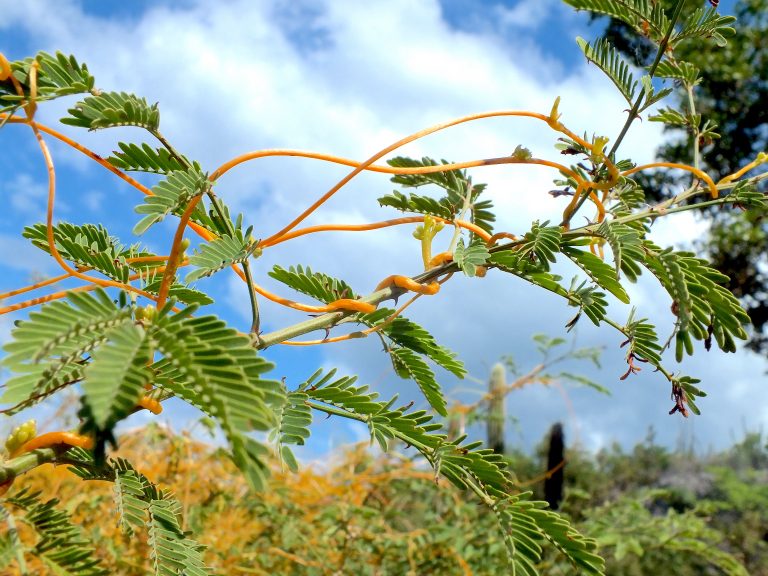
[213,149,578,181]
[623,162,718,199]
[263,216,491,248]
[10,431,94,458]
[156,197,201,308]
[1,114,216,243]
[256,110,590,246]
[375,275,441,296]
[281,290,423,346]
[25,113,158,304]
[0,284,100,315]
[487,232,518,246]
[261,217,425,247]
[0,270,76,300]
[717,152,767,185]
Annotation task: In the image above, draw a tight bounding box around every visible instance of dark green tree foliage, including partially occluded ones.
[594,0,768,352]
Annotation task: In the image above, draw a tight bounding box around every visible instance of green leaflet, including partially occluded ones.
[5,489,109,575]
[82,323,151,429]
[62,90,160,131]
[566,279,609,328]
[269,264,359,303]
[561,240,630,303]
[597,220,644,282]
[654,58,701,85]
[0,52,95,114]
[133,168,210,235]
[454,237,490,277]
[515,221,562,272]
[303,370,603,574]
[1,290,131,410]
[380,156,495,234]
[671,7,736,47]
[148,499,210,576]
[562,0,670,40]
[148,309,283,490]
[642,245,750,358]
[622,309,663,367]
[577,37,638,106]
[271,390,313,473]
[390,347,448,416]
[113,468,149,536]
[23,222,159,284]
[108,141,196,174]
[367,312,466,378]
[186,234,260,283]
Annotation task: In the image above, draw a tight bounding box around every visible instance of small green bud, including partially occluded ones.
[5,419,37,454]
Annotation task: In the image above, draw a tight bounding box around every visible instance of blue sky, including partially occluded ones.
[1,0,763,461]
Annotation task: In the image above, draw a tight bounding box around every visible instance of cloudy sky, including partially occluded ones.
[1,0,763,460]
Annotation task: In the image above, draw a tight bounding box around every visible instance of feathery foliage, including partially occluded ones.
[133,167,210,235]
[379,156,495,234]
[62,91,160,131]
[0,3,761,573]
[4,489,108,575]
[186,223,260,283]
[0,51,95,115]
[269,264,360,303]
[108,141,196,174]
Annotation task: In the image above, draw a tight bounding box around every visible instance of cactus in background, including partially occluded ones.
[545,423,565,510]
[487,363,506,454]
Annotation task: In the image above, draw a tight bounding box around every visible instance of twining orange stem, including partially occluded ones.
[280,272,454,346]
[623,162,718,199]
[281,290,423,346]
[561,179,608,226]
[717,153,767,185]
[487,232,518,246]
[13,108,160,306]
[0,270,76,300]
[250,279,376,314]
[375,275,441,296]
[9,431,94,458]
[261,217,425,247]
[263,216,492,248]
[253,110,597,247]
[428,251,454,268]
[0,262,185,316]
[156,197,201,308]
[1,114,217,242]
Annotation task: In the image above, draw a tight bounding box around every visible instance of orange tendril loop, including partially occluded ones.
[10,431,94,459]
[375,275,440,296]
[138,396,163,415]
[623,162,718,199]
[281,289,426,346]
[486,232,518,246]
[428,251,454,268]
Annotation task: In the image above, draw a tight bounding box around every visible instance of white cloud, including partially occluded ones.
[2,0,764,454]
